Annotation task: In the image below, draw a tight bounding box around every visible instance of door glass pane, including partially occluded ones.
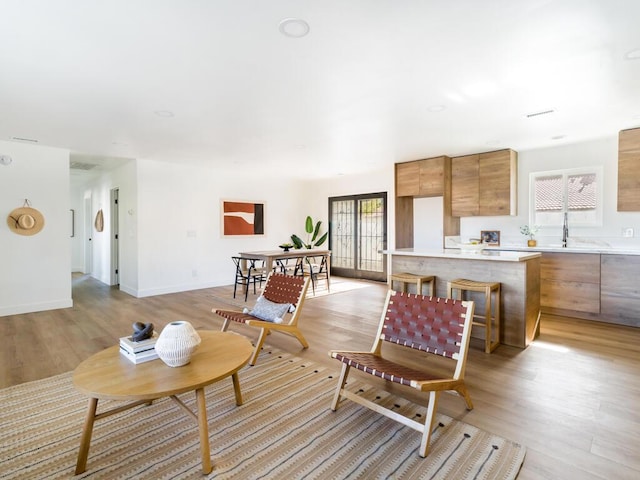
[358,198,384,273]
[330,200,354,269]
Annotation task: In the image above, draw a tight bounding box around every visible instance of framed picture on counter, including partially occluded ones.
[480,230,500,246]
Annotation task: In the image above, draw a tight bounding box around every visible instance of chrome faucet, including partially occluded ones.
[562,212,569,248]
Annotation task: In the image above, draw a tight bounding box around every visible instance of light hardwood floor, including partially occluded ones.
[2,274,639,479]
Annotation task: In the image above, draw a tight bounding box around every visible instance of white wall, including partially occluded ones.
[0,140,72,316]
[461,136,640,249]
[133,159,308,297]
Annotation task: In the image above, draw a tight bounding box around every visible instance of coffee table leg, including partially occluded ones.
[231,372,243,405]
[195,388,213,474]
[75,397,98,474]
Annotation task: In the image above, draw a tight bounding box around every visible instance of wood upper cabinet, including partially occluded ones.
[452,149,517,216]
[396,161,420,197]
[396,156,445,197]
[451,154,480,216]
[617,127,640,211]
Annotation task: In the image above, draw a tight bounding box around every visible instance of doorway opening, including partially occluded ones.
[110,188,120,286]
[328,192,387,282]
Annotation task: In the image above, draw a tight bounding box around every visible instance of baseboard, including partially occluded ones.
[0,299,73,317]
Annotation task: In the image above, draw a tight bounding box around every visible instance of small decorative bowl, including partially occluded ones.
[459,243,486,254]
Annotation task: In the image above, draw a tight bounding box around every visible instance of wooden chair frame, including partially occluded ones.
[213,272,310,365]
[329,290,475,457]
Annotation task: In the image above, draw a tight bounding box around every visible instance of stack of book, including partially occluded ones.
[119,332,159,364]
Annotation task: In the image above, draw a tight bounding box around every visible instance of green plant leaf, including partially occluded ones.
[311,221,322,242]
[313,231,328,247]
[291,234,304,249]
[305,216,314,234]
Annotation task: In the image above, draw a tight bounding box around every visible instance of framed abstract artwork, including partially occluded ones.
[221,200,265,236]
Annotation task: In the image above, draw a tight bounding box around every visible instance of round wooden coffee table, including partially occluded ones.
[72,330,253,475]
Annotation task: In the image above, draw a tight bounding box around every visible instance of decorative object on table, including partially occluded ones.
[154,320,201,367]
[131,321,154,341]
[279,243,293,252]
[480,230,500,246]
[520,225,539,247]
[119,331,159,364]
[291,215,328,249]
[458,242,486,254]
[7,199,45,236]
[221,199,265,236]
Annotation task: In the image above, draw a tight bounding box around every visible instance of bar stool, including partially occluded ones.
[388,272,435,296]
[447,278,500,353]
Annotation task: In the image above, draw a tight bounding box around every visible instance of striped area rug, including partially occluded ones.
[0,347,525,479]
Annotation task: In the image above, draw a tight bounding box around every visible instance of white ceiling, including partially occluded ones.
[2,0,640,179]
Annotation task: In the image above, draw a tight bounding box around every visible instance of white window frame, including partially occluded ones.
[529,166,603,228]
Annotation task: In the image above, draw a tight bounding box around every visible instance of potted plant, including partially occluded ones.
[291,216,328,249]
[520,225,540,247]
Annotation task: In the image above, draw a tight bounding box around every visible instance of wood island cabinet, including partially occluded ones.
[601,254,640,327]
[540,252,600,314]
[617,127,640,211]
[451,149,517,216]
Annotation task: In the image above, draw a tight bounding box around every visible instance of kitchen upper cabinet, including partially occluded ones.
[451,154,480,216]
[396,156,446,197]
[452,149,517,216]
[617,127,640,211]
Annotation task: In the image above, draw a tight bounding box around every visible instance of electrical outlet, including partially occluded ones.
[622,227,634,238]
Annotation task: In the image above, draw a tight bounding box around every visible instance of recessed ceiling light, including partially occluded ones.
[154,110,174,117]
[0,155,13,166]
[625,48,640,60]
[427,105,446,113]
[551,135,566,140]
[278,18,310,38]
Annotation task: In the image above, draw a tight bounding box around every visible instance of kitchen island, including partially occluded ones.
[384,248,541,348]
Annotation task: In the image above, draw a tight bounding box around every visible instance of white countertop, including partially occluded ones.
[383,248,541,262]
[489,246,640,255]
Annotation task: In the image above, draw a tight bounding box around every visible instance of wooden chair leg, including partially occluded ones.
[220,319,230,332]
[419,390,441,458]
[249,328,269,366]
[331,363,351,410]
[455,384,474,410]
[290,328,309,349]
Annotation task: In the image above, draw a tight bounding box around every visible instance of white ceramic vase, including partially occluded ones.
[155,321,201,367]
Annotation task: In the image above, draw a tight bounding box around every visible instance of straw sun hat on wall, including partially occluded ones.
[7,201,45,236]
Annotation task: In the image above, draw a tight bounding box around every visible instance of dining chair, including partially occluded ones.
[296,254,330,295]
[213,272,311,365]
[328,290,475,457]
[231,256,267,301]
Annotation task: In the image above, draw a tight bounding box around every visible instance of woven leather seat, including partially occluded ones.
[213,272,310,365]
[329,291,475,457]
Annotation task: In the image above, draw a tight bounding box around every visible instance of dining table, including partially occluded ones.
[238,248,331,278]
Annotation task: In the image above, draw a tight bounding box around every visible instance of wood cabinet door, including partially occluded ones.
[396,162,420,197]
[418,156,445,196]
[451,154,479,216]
[617,127,640,211]
[479,149,516,216]
[540,253,600,313]
[600,254,640,327]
